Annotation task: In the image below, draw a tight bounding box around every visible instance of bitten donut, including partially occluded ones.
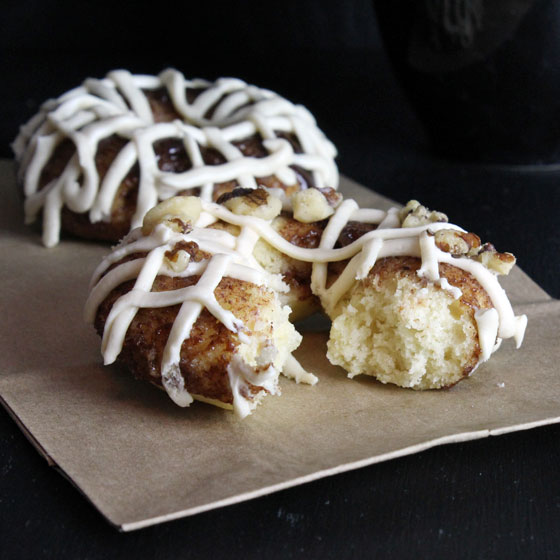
[13,69,338,247]
[321,200,526,389]
[85,191,527,417]
[85,194,316,418]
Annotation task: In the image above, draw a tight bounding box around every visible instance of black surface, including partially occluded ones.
[1,2,559,558]
[374,0,560,165]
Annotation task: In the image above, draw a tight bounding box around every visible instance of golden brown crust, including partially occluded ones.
[274,214,326,248]
[209,215,325,320]
[270,215,326,318]
[95,273,277,404]
[367,256,492,310]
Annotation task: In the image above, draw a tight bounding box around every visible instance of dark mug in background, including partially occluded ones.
[374,0,560,165]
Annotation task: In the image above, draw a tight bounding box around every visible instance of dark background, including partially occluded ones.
[1,1,559,558]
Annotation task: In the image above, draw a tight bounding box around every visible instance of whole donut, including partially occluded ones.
[13,69,338,247]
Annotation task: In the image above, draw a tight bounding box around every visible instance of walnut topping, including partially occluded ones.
[217,187,265,206]
[317,187,343,208]
[164,249,190,272]
[399,200,448,228]
[435,229,481,255]
[142,196,202,235]
[292,188,335,223]
[470,244,516,275]
[164,240,208,272]
[167,217,192,234]
[435,229,516,275]
[217,187,282,220]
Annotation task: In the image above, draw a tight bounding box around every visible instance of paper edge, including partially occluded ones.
[0,394,56,466]
[5,384,558,533]
[0,392,132,530]
[119,416,560,532]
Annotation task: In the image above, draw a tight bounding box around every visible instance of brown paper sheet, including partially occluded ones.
[1,160,558,531]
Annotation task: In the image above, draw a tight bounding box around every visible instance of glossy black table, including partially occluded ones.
[2,24,559,560]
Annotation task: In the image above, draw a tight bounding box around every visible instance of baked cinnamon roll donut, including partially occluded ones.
[86,191,526,416]
[13,69,338,247]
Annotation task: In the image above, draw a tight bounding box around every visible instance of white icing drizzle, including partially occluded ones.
[282,354,319,385]
[437,277,462,299]
[14,69,338,247]
[86,193,527,416]
[227,357,280,418]
[475,308,500,363]
[417,231,440,281]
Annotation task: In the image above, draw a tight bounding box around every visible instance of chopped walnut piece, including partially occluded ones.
[164,240,209,272]
[467,242,495,258]
[218,187,282,220]
[292,188,335,223]
[399,200,448,228]
[435,229,481,255]
[317,187,343,208]
[474,245,516,275]
[142,196,201,235]
[164,249,190,272]
[435,229,516,275]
